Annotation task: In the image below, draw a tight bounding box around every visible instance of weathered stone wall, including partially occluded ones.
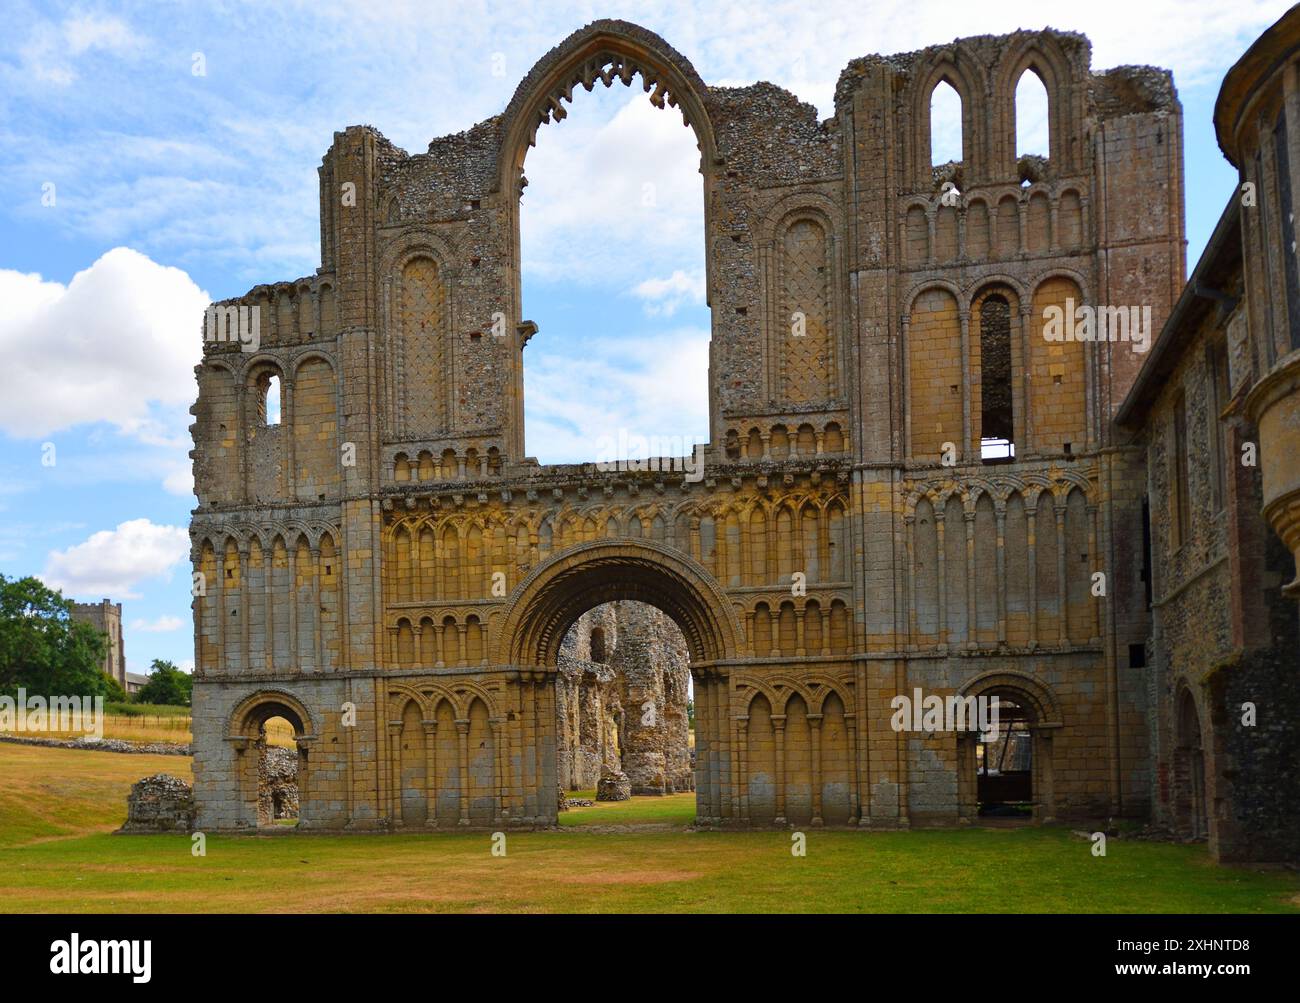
[556,602,693,795]
[555,605,621,790]
[121,774,195,833]
[1120,197,1300,861]
[257,744,300,824]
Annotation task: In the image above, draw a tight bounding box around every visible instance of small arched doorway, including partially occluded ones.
[227,692,314,830]
[956,673,1060,824]
[975,697,1034,819]
[1174,687,1208,840]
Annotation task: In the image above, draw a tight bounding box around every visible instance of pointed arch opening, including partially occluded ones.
[507,25,716,465]
[1015,68,1051,167]
[930,79,964,167]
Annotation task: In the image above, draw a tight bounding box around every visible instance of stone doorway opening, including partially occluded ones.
[257,715,300,828]
[555,600,694,806]
[1174,688,1207,840]
[976,698,1034,819]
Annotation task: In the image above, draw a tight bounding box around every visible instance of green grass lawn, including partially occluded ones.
[1,741,1297,913]
[559,791,697,827]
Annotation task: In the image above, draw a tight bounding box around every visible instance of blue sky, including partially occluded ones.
[0,0,1288,678]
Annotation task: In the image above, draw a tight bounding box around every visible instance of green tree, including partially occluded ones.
[133,659,192,707]
[0,573,124,699]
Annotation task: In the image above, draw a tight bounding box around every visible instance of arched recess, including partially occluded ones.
[956,671,1062,823]
[769,206,842,402]
[378,230,461,441]
[762,204,840,406]
[1173,685,1208,840]
[970,282,1022,461]
[1030,274,1089,453]
[291,352,339,502]
[494,20,721,455]
[193,361,239,507]
[243,358,287,503]
[906,284,963,461]
[225,690,316,830]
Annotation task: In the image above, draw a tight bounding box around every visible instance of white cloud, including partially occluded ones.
[17,12,145,86]
[524,326,710,464]
[130,615,185,633]
[632,270,707,317]
[41,518,190,600]
[521,91,705,289]
[0,248,206,491]
[163,464,195,498]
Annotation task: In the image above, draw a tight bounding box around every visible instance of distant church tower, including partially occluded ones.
[70,599,125,689]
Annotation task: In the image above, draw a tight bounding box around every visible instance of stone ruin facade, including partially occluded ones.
[555,601,693,796]
[177,17,1293,860]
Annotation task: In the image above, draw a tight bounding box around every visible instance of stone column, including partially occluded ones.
[1026,505,1038,648]
[809,713,824,827]
[238,544,251,671]
[773,713,787,826]
[964,508,977,650]
[456,719,471,826]
[287,543,298,669]
[423,719,438,828]
[388,720,403,827]
[263,547,274,671]
[995,504,1007,646]
[1055,502,1068,646]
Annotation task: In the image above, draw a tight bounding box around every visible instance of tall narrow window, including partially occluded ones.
[1172,393,1191,548]
[1273,111,1300,351]
[259,373,281,426]
[1209,341,1230,512]
[980,295,1014,462]
[1015,69,1050,164]
[930,80,963,167]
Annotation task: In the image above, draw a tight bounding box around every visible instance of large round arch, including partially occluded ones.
[495,539,741,669]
